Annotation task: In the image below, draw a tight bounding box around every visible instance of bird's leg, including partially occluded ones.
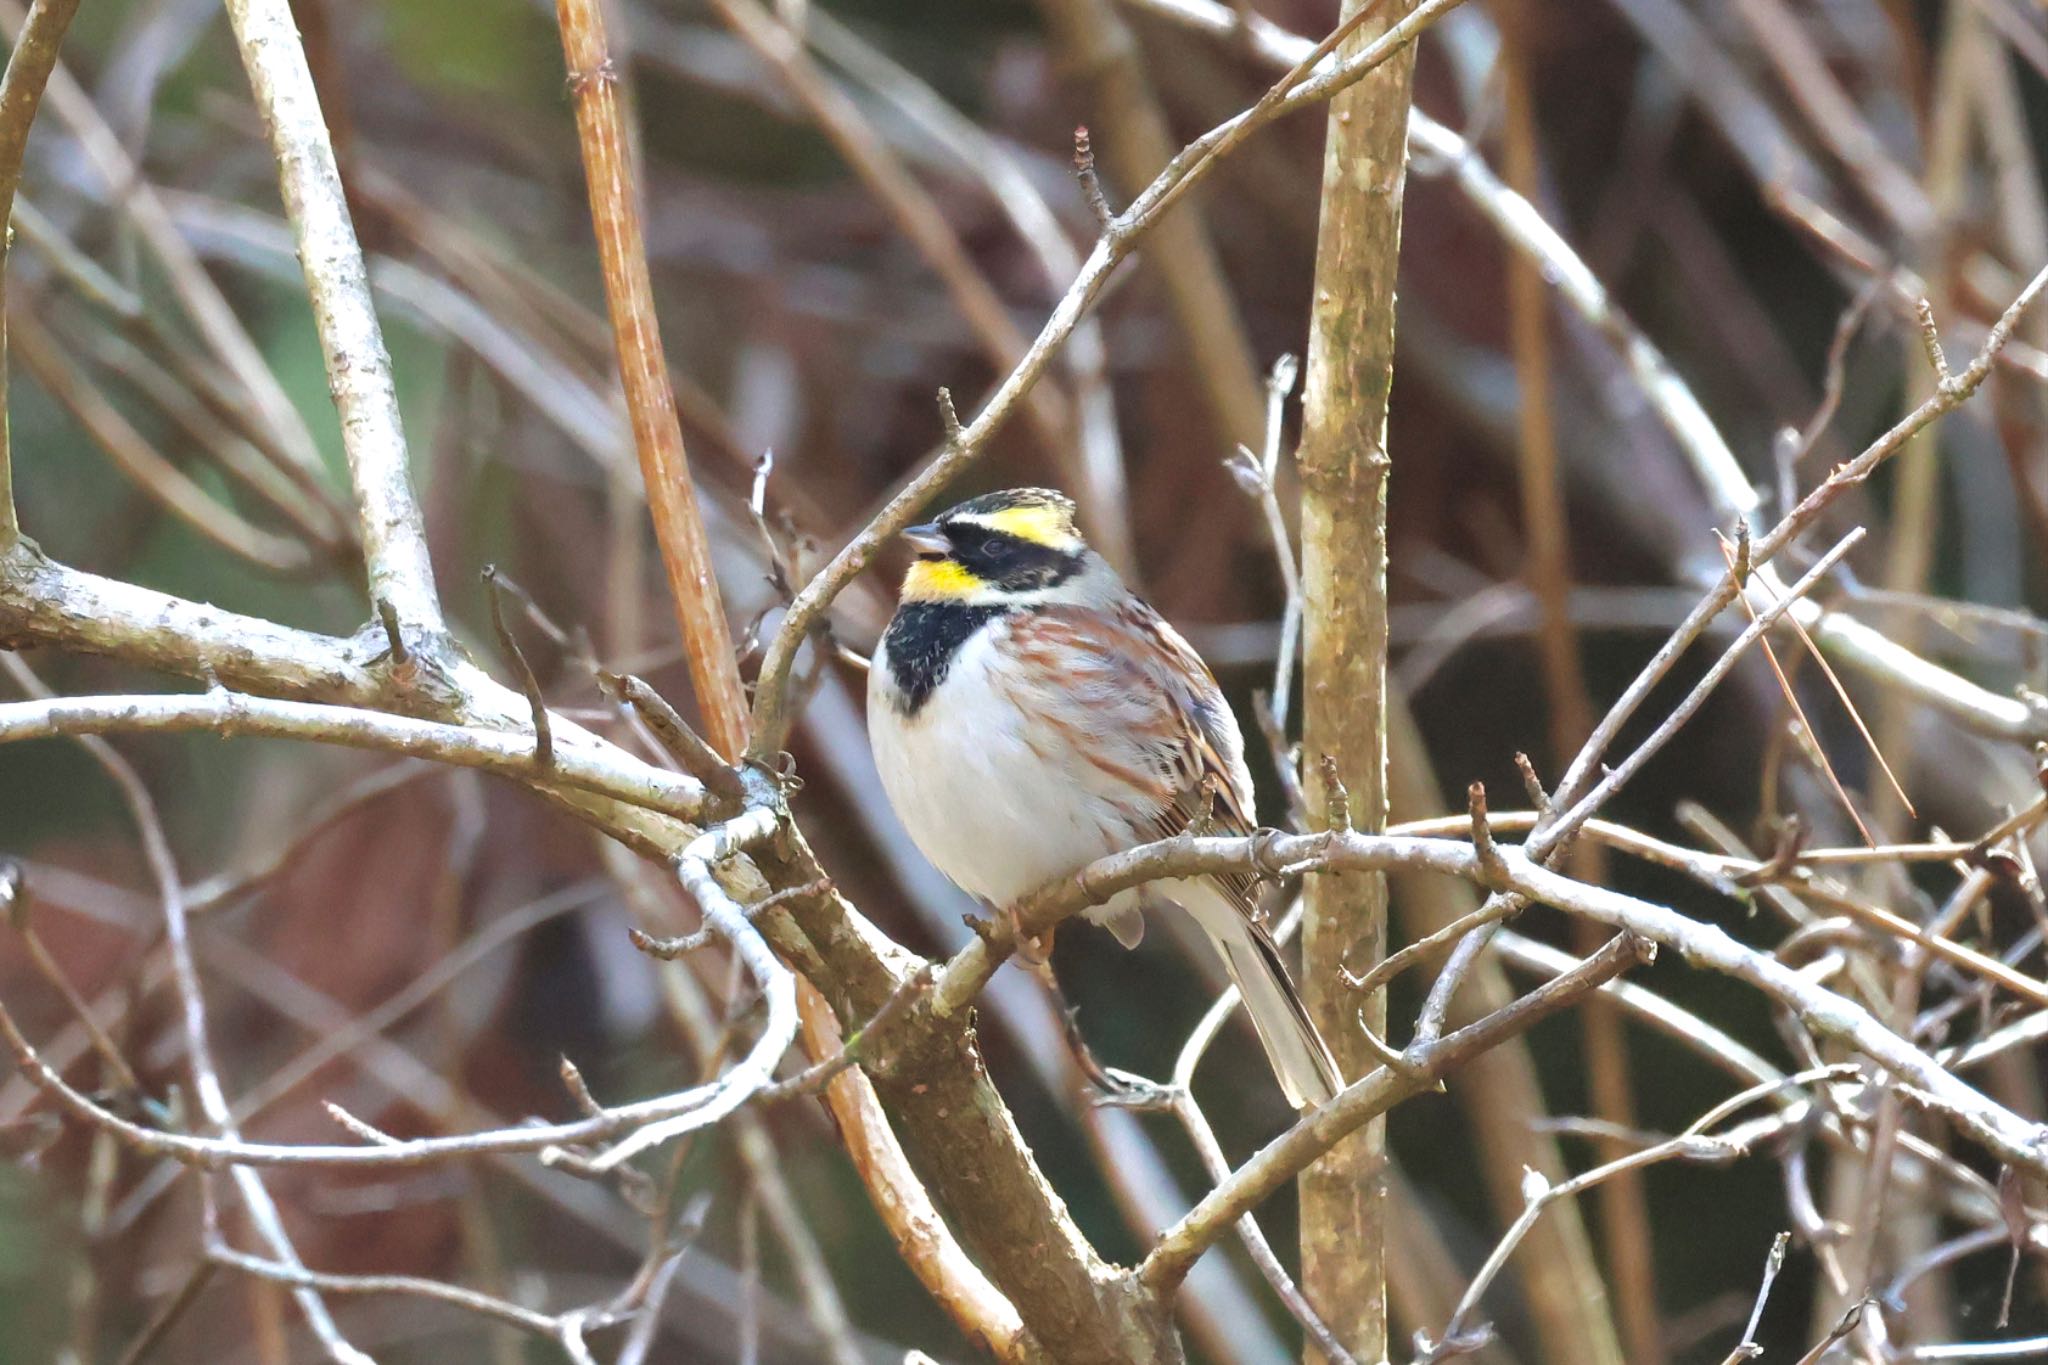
[1005,899,1056,966]
[1040,967,1179,1111]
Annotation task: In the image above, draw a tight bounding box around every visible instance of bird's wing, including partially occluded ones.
[1003,598,1263,916]
[1004,599,1341,1107]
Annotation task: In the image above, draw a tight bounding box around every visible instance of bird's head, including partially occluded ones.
[896,488,1093,605]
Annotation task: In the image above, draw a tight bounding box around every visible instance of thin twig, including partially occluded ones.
[1073,125,1114,228]
[600,670,745,805]
[208,1243,620,1347]
[1426,1072,1843,1359]
[582,807,797,1171]
[0,0,83,548]
[1141,932,1653,1291]
[758,963,933,1100]
[1719,1232,1791,1364]
[4,867,142,1094]
[1224,351,1304,731]
[483,565,554,768]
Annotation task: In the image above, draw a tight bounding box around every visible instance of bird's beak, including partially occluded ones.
[901,522,949,556]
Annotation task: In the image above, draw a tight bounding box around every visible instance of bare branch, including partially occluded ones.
[0,688,705,820]
[483,566,554,768]
[0,0,82,548]
[942,823,2048,1185]
[1426,1073,1842,1356]
[223,0,443,637]
[584,807,796,1171]
[207,1244,606,1347]
[1141,932,1654,1291]
[787,969,1028,1356]
[39,661,372,1361]
[1721,1232,1791,1364]
[601,670,745,806]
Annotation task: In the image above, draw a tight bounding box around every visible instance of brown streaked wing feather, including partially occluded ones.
[1006,600,1266,919]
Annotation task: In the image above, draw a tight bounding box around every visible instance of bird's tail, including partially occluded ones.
[1179,881,1342,1110]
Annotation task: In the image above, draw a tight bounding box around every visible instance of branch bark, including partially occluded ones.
[1294,0,1417,1356]
[746,838,1182,1364]
[793,974,1028,1357]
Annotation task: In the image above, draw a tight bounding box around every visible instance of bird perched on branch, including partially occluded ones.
[867,487,1341,1109]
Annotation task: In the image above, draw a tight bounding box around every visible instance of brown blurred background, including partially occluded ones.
[4,0,2047,1360]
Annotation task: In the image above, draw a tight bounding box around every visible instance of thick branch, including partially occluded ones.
[0,542,377,700]
[1295,0,1416,1352]
[746,837,1180,1365]
[793,975,1029,1358]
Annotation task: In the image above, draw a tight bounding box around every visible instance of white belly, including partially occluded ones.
[868,625,1130,908]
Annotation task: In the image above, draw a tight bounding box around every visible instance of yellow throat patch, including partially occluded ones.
[902,557,984,600]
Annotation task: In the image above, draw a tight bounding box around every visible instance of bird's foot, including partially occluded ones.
[1087,1067,1180,1112]
[1005,901,1055,966]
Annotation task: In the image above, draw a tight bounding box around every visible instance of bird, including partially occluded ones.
[866,486,1342,1110]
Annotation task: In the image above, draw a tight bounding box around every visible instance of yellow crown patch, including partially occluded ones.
[975,504,1080,551]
